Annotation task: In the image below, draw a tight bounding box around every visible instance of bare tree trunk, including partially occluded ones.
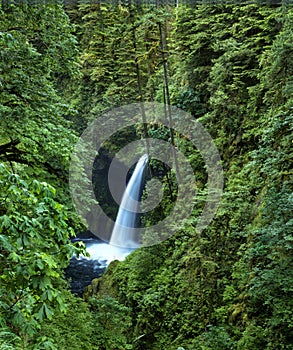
[129,7,150,159]
[158,20,180,182]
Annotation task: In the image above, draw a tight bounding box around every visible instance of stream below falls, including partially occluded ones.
[65,235,133,295]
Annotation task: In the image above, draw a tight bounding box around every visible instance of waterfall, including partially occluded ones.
[110,154,148,248]
[66,155,148,292]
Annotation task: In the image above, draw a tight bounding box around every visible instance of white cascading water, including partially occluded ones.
[110,154,148,248]
[75,154,148,270]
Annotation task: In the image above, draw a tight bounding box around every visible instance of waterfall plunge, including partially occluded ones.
[67,155,148,288]
[110,154,148,248]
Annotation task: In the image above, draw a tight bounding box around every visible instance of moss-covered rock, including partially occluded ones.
[83,260,122,300]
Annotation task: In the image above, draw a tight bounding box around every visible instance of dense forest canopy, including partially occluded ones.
[0,1,292,349]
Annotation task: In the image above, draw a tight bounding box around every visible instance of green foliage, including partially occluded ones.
[0,3,79,185]
[40,292,132,350]
[236,186,293,349]
[89,4,292,350]
[0,3,86,349]
[66,3,172,124]
[1,2,292,350]
[89,296,132,350]
[0,164,82,345]
[181,326,235,350]
[0,327,22,350]
[39,292,94,350]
